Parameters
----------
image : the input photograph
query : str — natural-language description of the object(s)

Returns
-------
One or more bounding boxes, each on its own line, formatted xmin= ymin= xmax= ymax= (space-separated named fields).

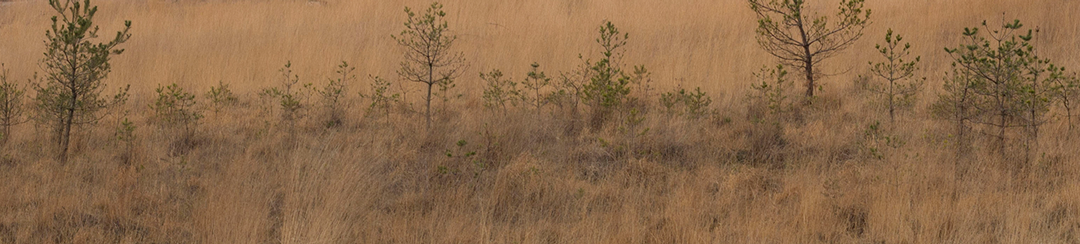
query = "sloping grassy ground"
xmin=1 ymin=0 xmax=1080 ymax=243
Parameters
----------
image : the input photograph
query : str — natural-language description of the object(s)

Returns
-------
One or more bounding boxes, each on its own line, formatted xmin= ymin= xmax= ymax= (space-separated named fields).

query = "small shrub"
xmin=0 ymin=65 xmax=26 ymax=144
xmin=547 ymin=59 xmax=589 ymax=113
xmin=630 ymin=65 xmax=654 ymax=104
xmin=521 ymin=62 xmax=551 ymax=113
xmin=547 ymin=62 xmax=590 ymax=136
xmin=444 ymin=139 xmax=482 ymax=178
xmin=581 ymin=25 xmax=631 ymax=110
xmin=480 ymin=69 xmax=520 ymax=113
xmin=115 ymin=117 xmax=136 ymax=163
xmin=360 ymin=75 xmax=400 ymax=119
xmin=260 ymin=61 xmax=310 ymax=125
xmin=659 ymin=85 xmax=712 ymax=120
xmin=312 ymin=61 xmax=353 ymax=128
xmin=860 ymin=120 xmax=905 ymax=160
xmin=115 ymin=117 xmax=136 ymax=143
xmin=617 ymin=108 xmax=649 ymax=159
xmin=748 ymin=64 xmax=792 ymax=124
xmin=151 ymin=83 xmax=200 ymax=155
xmin=150 ymin=83 xmax=201 ymax=131
xmin=1051 ymin=72 xmax=1080 ymax=130
xmin=204 ymin=80 xmax=238 ymax=112
xmin=581 ymin=21 xmax=636 ymax=129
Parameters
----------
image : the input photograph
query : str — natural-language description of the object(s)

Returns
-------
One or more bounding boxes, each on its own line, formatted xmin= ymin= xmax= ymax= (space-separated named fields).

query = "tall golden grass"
xmin=1 ymin=0 xmax=1080 ymax=243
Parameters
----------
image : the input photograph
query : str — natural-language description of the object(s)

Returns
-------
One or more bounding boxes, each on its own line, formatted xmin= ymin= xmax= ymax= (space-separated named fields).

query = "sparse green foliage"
xmin=748 ymin=0 xmax=871 ymax=98
xmin=581 ymin=21 xmax=641 ymax=129
xmin=937 ymin=19 xmax=1061 ymax=153
xmin=932 ymin=66 xmax=977 ymax=155
xmin=522 ymin=62 xmax=551 ymax=113
xmin=0 ymin=65 xmax=26 ymax=144
xmin=630 ymin=65 xmax=654 ymax=103
xmin=360 ymin=75 xmax=400 ymax=119
xmin=35 ymin=0 xmax=132 ymax=161
xmin=313 ymin=61 xmax=352 ymax=128
xmin=150 ymin=83 xmax=201 ymax=131
xmin=444 ymin=139 xmax=482 ymax=177
xmin=548 ymin=59 xmax=590 ymax=113
xmin=866 ymin=28 xmax=924 ymax=123
xmin=861 ymin=120 xmax=905 ymax=160
xmin=617 ymin=108 xmax=649 ymax=159
xmin=480 ymin=69 xmax=520 ymax=113
xmin=660 ymin=85 xmax=712 ymax=120
xmin=1051 ymin=73 xmax=1080 ymax=130
xmin=114 ymin=117 xmax=136 ymax=163
xmin=260 ymin=61 xmax=310 ymax=124
xmin=393 ymin=2 xmax=465 ymax=129
xmin=204 ymin=80 xmax=238 ymax=112
xmin=582 ymin=21 xmax=632 ymax=110
xmin=115 ymin=117 xmax=135 ymax=143
xmin=749 ymin=64 xmax=792 ymax=124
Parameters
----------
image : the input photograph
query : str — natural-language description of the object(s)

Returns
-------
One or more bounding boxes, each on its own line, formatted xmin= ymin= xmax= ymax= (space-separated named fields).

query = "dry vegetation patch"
xmin=1 ymin=0 xmax=1080 ymax=243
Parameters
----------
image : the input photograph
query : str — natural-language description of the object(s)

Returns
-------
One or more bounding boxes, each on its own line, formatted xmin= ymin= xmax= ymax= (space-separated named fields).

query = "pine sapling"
xmin=0 ymin=65 xmax=26 ymax=144
xmin=867 ymin=28 xmax=924 ymax=123
xmin=522 ymin=62 xmax=551 ymax=114
xmin=480 ymin=69 xmax=520 ymax=113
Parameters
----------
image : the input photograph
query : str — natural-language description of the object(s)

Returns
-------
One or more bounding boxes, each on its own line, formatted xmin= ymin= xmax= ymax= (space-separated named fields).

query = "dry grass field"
xmin=2 ymin=0 xmax=1080 ymax=243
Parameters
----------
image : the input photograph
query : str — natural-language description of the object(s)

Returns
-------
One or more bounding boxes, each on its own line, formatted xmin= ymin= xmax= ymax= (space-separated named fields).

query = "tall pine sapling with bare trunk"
xmin=748 ymin=0 xmax=870 ymax=99
xmin=35 ymin=0 xmax=131 ymax=162
xmin=392 ymin=2 xmax=465 ymax=129
xmin=0 ymin=65 xmax=26 ymax=144
xmin=867 ymin=29 xmax=923 ymax=123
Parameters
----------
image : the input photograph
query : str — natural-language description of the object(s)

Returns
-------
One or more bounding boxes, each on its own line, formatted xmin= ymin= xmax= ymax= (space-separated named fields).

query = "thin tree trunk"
xmin=889 ymin=80 xmax=896 ymax=123
xmin=999 ymin=107 xmax=1007 ymax=153
xmin=803 ymin=52 xmax=814 ymax=98
xmin=1066 ymin=97 xmax=1073 ymax=131
xmin=426 ymin=62 xmax=434 ymax=130
xmin=794 ymin=14 xmax=815 ymax=98
xmin=61 ymin=95 xmax=76 ymax=163
xmin=426 ymin=83 xmax=432 ymax=129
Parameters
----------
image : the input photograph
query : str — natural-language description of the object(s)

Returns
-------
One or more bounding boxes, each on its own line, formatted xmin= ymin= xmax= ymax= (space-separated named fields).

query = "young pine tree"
xmin=582 ymin=21 xmax=635 ymax=129
xmin=748 ymin=0 xmax=870 ymax=98
xmin=521 ymin=62 xmax=551 ymax=114
xmin=392 ymin=2 xmax=465 ymax=129
xmin=0 ymin=65 xmax=26 ymax=144
xmin=35 ymin=0 xmax=132 ymax=162
xmin=937 ymin=19 xmax=1061 ymax=156
xmin=360 ymin=75 xmax=400 ymax=119
xmin=313 ymin=61 xmax=353 ymax=128
xmin=867 ymin=29 xmax=924 ymax=123
xmin=480 ymin=69 xmax=520 ymax=114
